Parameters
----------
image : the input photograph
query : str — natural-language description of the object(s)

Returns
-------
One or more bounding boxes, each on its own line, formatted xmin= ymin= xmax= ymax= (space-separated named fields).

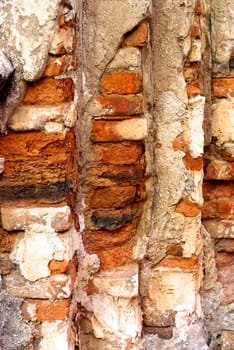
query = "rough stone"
xmin=38 ymin=320 xmax=74 ymax=350
xmin=211 ymin=98 xmax=234 ymax=145
xmin=106 ymin=47 xmax=141 ymax=71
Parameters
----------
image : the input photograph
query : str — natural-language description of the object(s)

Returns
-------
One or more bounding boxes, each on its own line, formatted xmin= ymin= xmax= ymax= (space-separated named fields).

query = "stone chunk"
xmin=9 ymin=103 xmax=77 ymax=131
xmin=1 ymin=206 xmax=71 ymax=231
xmin=107 ymin=47 xmax=141 ymax=71
xmin=92 ymin=118 xmax=147 ymax=142
xmin=38 ymin=320 xmax=74 ymax=350
xmin=211 ymin=98 xmax=234 ymax=145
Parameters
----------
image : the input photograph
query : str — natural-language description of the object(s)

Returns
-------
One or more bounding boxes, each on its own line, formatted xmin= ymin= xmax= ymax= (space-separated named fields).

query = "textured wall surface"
xmin=0 ymin=0 xmax=233 ymax=349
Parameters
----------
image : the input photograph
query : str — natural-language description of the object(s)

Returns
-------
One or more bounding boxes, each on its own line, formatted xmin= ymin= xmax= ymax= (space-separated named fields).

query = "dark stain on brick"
xmin=91 ymin=212 xmax=132 ymax=230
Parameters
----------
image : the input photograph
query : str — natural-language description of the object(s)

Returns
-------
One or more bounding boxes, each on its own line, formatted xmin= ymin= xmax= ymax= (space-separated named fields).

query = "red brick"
xmin=213 ymin=78 xmax=234 ymax=98
xmin=96 ymin=95 xmax=143 ymax=116
xmin=123 ymin=22 xmax=148 ymax=47
xmin=217 ymin=265 xmax=234 ymax=285
xmin=195 ymin=0 xmax=202 ymax=15
xmin=83 ymin=224 xmax=136 ymax=250
xmin=21 ymin=299 xmax=70 ymax=321
xmin=23 ymin=78 xmax=74 ymax=105
xmin=43 ymin=55 xmax=76 ymax=77
xmin=87 ymin=186 xmax=136 ymax=209
xmin=91 ymin=142 xmax=144 ymax=165
xmin=172 ymin=135 xmax=189 ymax=152
xmin=203 ymin=181 xmax=234 ymax=200
xmin=175 ymin=200 xmax=200 ymax=217
xmin=204 ymin=160 xmax=234 ymax=180
xmin=99 ymin=71 xmax=143 ymax=95
xmin=183 ymin=154 xmax=203 ymax=171
xmin=154 ymin=255 xmax=199 ymax=271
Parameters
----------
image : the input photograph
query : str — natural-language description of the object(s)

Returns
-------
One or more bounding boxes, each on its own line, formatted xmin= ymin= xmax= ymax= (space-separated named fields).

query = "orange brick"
xmin=90 ymin=240 xmax=134 ymax=270
xmin=202 ymin=199 xmax=234 ymax=219
xmin=96 ymin=95 xmax=143 ymax=116
xmin=213 ymin=78 xmax=234 ymax=98
xmin=191 ymin=16 xmax=201 ymax=38
xmin=195 ymin=0 xmax=202 ymax=15
xmin=175 ymin=200 xmax=200 ymax=217
xmin=203 ymin=181 xmax=234 ymax=200
xmin=87 ymin=186 xmax=136 ymax=209
xmin=91 ymin=142 xmax=144 ymax=165
xmin=172 ymin=135 xmax=189 ymax=152
xmin=43 ymin=55 xmax=76 ymax=77
xmin=99 ymin=71 xmax=143 ymax=95
xmin=23 ymin=78 xmax=74 ymax=105
xmin=186 ymin=82 xmax=200 ymax=98
xmin=48 ymin=260 xmax=70 ymax=275
xmin=83 ymin=224 xmax=136 ymax=251
xmin=154 ymin=255 xmax=199 ymax=271
xmin=21 ymin=299 xmax=70 ymax=322
xmin=183 ymin=154 xmax=203 ymax=171
xmin=0 ymin=229 xmax=17 ymax=253
xmin=123 ymin=22 xmax=148 ymax=47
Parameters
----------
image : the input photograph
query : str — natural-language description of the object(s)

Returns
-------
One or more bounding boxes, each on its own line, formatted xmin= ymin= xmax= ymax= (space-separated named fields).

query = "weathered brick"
xmin=203 ymin=219 xmax=234 ymax=239
xmin=86 ymin=163 xmax=145 ymax=187
xmin=85 ymin=207 xmax=133 ymax=231
xmin=215 ymin=252 xmax=234 ymax=269
xmin=143 ymin=326 xmax=173 ymax=340
xmin=191 ymin=16 xmax=201 ymax=38
xmin=87 ymin=186 xmax=136 ymax=209
xmin=48 ymin=260 xmax=70 ymax=275
xmin=83 ymin=224 xmax=136 ymax=250
xmin=204 ymin=160 xmax=234 ymax=180
xmin=92 ymin=118 xmax=147 ymax=142
xmin=153 ymin=255 xmax=199 ymax=271
xmin=175 ymin=200 xmax=200 ymax=217
xmin=0 ymin=131 xmax=76 ymax=188
xmin=217 ymin=265 xmax=234 ymax=285
xmin=220 ymin=331 xmax=234 ymax=350
xmin=0 ymin=228 xmax=17 ymax=253
xmin=88 ymin=239 xmax=134 ymax=270
xmin=215 ymin=239 xmax=234 ymax=252
xmin=203 ymin=181 xmax=234 ymax=200
xmin=202 ymin=199 xmax=234 ymax=219
xmin=143 ymin=309 xmax=176 ymax=328
xmin=43 ymin=55 xmax=76 ymax=77
xmin=0 ymin=253 xmax=14 ymax=275
xmin=23 ymin=78 xmax=74 ymax=105
xmin=222 ymin=283 xmax=234 ymax=305
xmin=172 ymin=135 xmax=189 ymax=152
xmin=183 ymin=63 xmax=200 ymax=83
xmin=183 ymin=154 xmax=203 ymax=171
xmin=123 ymin=22 xmax=148 ymax=47
xmin=213 ymin=78 xmax=234 ymax=98
xmin=49 ymin=25 xmax=76 ymax=55
xmin=91 ymin=142 xmax=144 ymax=165
xmin=21 ymin=299 xmax=70 ymax=322
xmin=99 ymin=71 xmax=143 ymax=95
xmin=94 ymin=95 xmax=143 ymax=116
xmin=186 ymin=82 xmax=200 ymax=98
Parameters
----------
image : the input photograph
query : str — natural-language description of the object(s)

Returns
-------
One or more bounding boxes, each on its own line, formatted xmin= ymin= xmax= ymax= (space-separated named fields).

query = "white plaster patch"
xmin=211 ymin=98 xmax=234 ymax=145
xmin=115 ymin=118 xmax=147 ymax=140
xmin=185 ymin=95 xmax=205 ymax=157
xmin=39 ymin=321 xmax=74 ymax=350
xmin=93 ymin=264 xmax=139 ymax=298
xmin=148 ymin=270 xmax=198 ymax=313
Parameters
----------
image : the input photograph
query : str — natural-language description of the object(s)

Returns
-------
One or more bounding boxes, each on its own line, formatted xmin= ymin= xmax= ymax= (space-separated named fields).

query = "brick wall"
xmin=0 ymin=0 xmax=233 ymax=349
